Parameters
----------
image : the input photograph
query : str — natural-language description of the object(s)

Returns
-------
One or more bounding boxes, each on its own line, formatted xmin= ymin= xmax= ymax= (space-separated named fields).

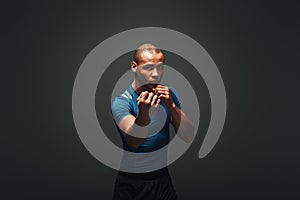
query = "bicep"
xmin=111 ymin=96 xmax=133 ymax=129
xmin=169 ymin=87 xmax=182 ymax=125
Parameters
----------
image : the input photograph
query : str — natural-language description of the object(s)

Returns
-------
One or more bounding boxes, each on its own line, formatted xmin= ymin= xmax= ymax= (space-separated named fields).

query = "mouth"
xmin=148 ymin=82 xmax=159 ymax=86
xmin=148 ymin=80 xmax=159 ymax=84
xmin=144 ymin=83 xmax=158 ymax=91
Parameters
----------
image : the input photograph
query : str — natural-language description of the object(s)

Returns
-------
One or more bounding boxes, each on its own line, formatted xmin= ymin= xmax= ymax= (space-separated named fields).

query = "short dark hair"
xmin=133 ymin=43 xmax=164 ymax=64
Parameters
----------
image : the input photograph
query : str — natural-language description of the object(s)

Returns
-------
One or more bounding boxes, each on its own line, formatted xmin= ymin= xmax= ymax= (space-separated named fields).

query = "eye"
xmin=157 ymin=65 xmax=164 ymax=70
xmin=143 ymin=64 xmax=154 ymax=70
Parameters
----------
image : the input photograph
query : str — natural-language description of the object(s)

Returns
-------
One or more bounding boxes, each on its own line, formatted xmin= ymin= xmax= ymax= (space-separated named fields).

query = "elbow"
xmin=178 ymin=123 xmax=195 ymax=144
xmin=127 ymin=141 xmax=144 ymax=149
xmin=186 ymin=125 xmax=195 ymax=143
xmin=184 ymin=127 xmax=195 ymax=144
xmin=125 ymin=134 xmax=145 ymax=148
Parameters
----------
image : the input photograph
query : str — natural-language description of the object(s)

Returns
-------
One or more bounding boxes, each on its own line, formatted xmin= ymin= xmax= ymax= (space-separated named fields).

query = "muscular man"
xmin=111 ymin=43 xmax=194 ymax=200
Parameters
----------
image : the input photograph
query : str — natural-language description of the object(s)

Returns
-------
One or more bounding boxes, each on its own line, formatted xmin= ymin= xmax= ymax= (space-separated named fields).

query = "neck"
xmin=132 ymin=80 xmax=143 ymax=94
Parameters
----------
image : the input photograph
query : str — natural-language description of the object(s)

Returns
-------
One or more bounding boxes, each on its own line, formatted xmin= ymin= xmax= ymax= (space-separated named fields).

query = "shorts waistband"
xmin=117 ymin=167 xmax=169 ymax=180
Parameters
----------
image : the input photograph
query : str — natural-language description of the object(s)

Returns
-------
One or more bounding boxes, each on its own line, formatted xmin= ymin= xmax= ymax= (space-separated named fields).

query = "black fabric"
xmin=113 ymin=168 xmax=178 ymax=200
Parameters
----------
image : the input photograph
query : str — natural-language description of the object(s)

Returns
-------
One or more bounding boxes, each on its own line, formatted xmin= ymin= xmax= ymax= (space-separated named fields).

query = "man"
xmin=111 ymin=43 xmax=194 ymax=200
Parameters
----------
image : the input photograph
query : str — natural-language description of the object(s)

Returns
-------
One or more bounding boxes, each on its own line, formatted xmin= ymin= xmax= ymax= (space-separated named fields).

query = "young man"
xmin=111 ymin=44 xmax=194 ymax=200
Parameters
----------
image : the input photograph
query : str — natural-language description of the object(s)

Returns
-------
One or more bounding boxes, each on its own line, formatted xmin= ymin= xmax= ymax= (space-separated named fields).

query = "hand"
xmin=137 ymin=91 xmax=160 ymax=112
xmin=153 ymin=85 xmax=174 ymax=108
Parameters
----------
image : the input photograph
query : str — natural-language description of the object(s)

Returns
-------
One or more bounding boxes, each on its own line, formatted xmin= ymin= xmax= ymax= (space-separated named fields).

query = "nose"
xmin=152 ymin=67 xmax=158 ymax=78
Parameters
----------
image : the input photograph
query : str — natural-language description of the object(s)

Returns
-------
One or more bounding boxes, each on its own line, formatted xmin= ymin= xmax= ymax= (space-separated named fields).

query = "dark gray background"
xmin=3 ymin=0 xmax=300 ymax=199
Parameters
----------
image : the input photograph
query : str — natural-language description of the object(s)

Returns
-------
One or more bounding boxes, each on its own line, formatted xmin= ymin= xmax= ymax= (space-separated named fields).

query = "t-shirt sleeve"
xmin=111 ymin=96 xmax=132 ymax=125
xmin=169 ymin=87 xmax=181 ymax=109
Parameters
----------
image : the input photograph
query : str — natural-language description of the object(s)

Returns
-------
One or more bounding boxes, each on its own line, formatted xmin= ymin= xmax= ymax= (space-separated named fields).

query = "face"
xmin=132 ymin=50 xmax=164 ymax=90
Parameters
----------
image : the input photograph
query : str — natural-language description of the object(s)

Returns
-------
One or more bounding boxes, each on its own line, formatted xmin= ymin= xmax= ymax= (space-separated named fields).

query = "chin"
xmin=144 ymin=83 xmax=158 ymax=91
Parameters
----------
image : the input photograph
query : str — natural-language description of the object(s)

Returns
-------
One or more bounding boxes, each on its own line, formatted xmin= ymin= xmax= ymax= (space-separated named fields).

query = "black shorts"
xmin=113 ymin=167 xmax=178 ymax=200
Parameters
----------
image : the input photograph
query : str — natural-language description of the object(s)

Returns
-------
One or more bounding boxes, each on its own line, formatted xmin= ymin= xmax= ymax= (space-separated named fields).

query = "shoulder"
xmin=168 ymin=86 xmax=180 ymax=99
xmin=168 ymin=86 xmax=181 ymax=109
xmin=168 ymin=86 xmax=177 ymax=93
xmin=111 ymin=87 xmax=136 ymax=124
xmin=112 ymin=87 xmax=134 ymax=109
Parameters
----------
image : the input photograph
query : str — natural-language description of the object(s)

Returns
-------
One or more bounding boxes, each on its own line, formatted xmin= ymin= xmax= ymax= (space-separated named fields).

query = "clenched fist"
xmin=152 ymin=85 xmax=174 ymax=108
xmin=137 ymin=91 xmax=161 ymax=111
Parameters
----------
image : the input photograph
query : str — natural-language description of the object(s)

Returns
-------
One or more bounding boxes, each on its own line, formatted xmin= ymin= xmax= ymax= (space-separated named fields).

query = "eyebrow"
xmin=142 ymin=64 xmax=154 ymax=68
xmin=142 ymin=64 xmax=164 ymax=68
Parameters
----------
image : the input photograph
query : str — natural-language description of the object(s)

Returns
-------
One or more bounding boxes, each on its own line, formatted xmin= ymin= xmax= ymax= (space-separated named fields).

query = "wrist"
xmin=136 ymin=110 xmax=150 ymax=126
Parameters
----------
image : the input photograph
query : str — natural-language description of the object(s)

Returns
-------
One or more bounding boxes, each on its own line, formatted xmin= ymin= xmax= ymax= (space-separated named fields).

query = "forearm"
xmin=118 ymin=91 xmax=160 ymax=148
xmin=124 ymin=110 xmax=150 ymax=148
xmin=168 ymin=103 xmax=194 ymax=143
xmin=168 ymin=102 xmax=181 ymax=132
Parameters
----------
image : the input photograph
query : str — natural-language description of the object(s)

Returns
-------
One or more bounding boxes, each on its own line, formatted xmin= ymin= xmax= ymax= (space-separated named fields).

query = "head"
xmin=131 ymin=43 xmax=165 ymax=91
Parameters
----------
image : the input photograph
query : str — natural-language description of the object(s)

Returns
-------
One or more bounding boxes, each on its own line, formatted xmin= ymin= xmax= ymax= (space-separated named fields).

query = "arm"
xmin=154 ymin=85 xmax=194 ymax=143
xmin=168 ymin=102 xmax=194 ymax=143
xmin=117 ymin=91 xmax=160 ymax=148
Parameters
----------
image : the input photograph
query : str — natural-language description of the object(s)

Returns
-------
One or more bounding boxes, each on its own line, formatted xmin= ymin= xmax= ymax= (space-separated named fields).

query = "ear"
xmin=131 ymin=61 xmax=138 ymax=72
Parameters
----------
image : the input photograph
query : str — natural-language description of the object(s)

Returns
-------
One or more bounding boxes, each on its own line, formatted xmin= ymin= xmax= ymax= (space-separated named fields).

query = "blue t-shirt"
xmin=111 ymin=85 xmax=181 ymax=153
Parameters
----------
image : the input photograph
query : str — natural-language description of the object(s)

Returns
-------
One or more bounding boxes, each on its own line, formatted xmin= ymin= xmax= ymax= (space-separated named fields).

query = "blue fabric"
xmin=111 ymin=85 xmax=181 ymax=153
